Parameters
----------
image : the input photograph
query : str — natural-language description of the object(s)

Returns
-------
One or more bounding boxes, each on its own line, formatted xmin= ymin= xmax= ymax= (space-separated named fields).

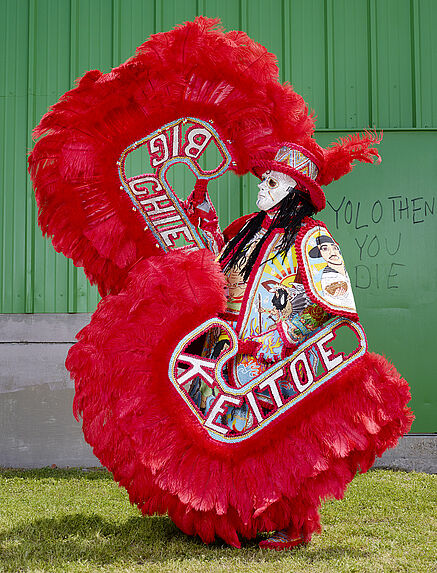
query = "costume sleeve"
xmin=295 ymin=219 xmax=359 ymax=321
xmin=249 ymin=301 xmax=331 ymax=362
xmin=182 ymin=179 xmax=225 ymax=253
xmin=276 ymin=303 xmax=331 ymax=350
xmin=249 ymin=279 xmax=331 ymax=361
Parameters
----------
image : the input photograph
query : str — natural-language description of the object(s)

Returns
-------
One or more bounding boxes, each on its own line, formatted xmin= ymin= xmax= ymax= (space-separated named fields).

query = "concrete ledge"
xmin=373 ymin=435 xmax=437 ymax=474
xmin=0 ymin=313 xmax=98 ymax=468
xmin=0 ymin=313 xmax=92 ymax=343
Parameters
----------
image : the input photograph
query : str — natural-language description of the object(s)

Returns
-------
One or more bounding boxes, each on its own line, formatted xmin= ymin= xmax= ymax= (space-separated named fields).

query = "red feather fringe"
xmin=28 ymin=17 xmax=315 ymax=296
xmin=67 ymin=248 xmax=413 ymax=547
xmin=318 ymin=130 xmax=382 ymax=187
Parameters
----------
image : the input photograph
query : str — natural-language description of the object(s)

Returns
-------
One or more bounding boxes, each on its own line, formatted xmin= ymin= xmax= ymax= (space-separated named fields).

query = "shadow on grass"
xmin=0 ymin=467 xmax=111 ymax=481
xmin=0 ymin=513 xmax=370 ymax=570
xmin=1 ymin=514 xmax=182 ymax=570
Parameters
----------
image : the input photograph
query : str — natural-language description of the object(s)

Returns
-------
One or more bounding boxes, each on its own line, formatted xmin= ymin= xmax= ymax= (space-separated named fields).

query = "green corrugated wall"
xmin=1 ymin=0 xmax=436 ymax=432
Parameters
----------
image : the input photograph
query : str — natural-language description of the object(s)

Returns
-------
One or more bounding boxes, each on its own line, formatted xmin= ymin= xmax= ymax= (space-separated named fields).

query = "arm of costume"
xmin=251 ymin=220 xmax=356 ymax=362
xmin=240 ymin=216 xmax=360 ymax=364
xmin=294 ymin=218 xmax=359 ymax=321
xmin=249 ymin=299 xmax=331 ymax=362
xmin=182 ymin=179 xmax=224 ymax=253
xmin=276 ymin=304 xmax=331 ymax=349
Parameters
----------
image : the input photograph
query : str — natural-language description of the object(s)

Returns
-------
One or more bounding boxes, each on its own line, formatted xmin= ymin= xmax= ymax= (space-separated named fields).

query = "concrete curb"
xmin=373 ymin=434 xmax=436 ymax=474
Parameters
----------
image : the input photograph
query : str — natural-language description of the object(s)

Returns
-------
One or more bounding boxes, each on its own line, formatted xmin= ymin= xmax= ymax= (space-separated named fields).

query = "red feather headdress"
xmin=28 ymin=16 xmax=315 ymax=296
xmin=319 ymin=130 xmax=382 ymax=186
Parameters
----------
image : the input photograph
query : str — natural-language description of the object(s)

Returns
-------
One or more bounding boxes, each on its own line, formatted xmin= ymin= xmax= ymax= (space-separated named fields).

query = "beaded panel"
xmin=274 ymin=146 xmax=319 ymax=181
xmin=169 ymin=317 xmax=367 ymax=444
xmin=118 ymin=117 xmax=233 ymax=253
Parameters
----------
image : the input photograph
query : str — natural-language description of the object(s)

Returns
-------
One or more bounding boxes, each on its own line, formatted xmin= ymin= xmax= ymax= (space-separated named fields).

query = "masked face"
xmin=256 ymin=170 xmax=297 ymax=212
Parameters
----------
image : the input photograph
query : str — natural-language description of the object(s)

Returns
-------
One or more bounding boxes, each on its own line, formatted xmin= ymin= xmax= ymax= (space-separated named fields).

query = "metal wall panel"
xmin=327 ymin=0 xmax=370 ymax=129
xmin=317 ymin=129 xmax=437 ymax=434
xmin=414 ymin=0 xmax=437 ymax=127
xmin=68 ymin=0 xmax=112 ymax=312
xmin=24 ymin=0 xmax=104 ymax=313
xmin=1 ymin=0 xmax=437 ymax=316
xmin=287 ymin=0 xmax=327 ymax=126
xmin=28 ymin=0 xmax=72 ymax=313
xmin=114 ymin=0 xmax=156 ymax=63
xmin=1 ymin=0 xmax=29 ymax=313
xmin=370 ymin=0 xmax=414 ymax=128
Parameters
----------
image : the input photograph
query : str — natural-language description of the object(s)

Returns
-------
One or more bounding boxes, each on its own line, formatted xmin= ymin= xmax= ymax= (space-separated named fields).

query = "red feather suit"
xmin=28 ymin=18 xmax=413 ymax=548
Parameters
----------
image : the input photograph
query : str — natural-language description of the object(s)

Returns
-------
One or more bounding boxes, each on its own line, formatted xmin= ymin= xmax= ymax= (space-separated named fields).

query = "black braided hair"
xmin=220 ymin=189 xmax=315 ymax=282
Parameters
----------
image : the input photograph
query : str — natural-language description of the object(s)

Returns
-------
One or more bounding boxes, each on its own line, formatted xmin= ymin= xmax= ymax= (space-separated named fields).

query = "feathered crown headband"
xmin=252 ymin=131 xmax=382 ymax=212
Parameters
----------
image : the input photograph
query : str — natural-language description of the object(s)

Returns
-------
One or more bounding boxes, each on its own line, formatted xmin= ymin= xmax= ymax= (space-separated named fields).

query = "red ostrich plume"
xmin=318 ymin=130 xmax=382 ymax=187
xmin=28 ymin=16 xmax=315 ymax=296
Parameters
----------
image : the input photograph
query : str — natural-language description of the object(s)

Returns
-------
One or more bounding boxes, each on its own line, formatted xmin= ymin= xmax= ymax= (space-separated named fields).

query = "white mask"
xmin=256 ymin=170 xmax=297 ymax=211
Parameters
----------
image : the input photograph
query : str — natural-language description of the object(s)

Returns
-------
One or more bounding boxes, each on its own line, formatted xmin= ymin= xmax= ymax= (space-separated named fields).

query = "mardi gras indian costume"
xmin=28 ymin=18 xmax=413 ymax=550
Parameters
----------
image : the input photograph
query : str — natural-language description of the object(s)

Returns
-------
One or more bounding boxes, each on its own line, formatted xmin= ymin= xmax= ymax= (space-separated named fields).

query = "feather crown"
xmin=252 ymin=131 xmax=382 ymax=212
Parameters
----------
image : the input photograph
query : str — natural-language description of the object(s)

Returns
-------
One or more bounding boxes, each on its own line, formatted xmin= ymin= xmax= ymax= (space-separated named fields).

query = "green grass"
xmin=0 ymin=468 xmax=435 ymax=573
